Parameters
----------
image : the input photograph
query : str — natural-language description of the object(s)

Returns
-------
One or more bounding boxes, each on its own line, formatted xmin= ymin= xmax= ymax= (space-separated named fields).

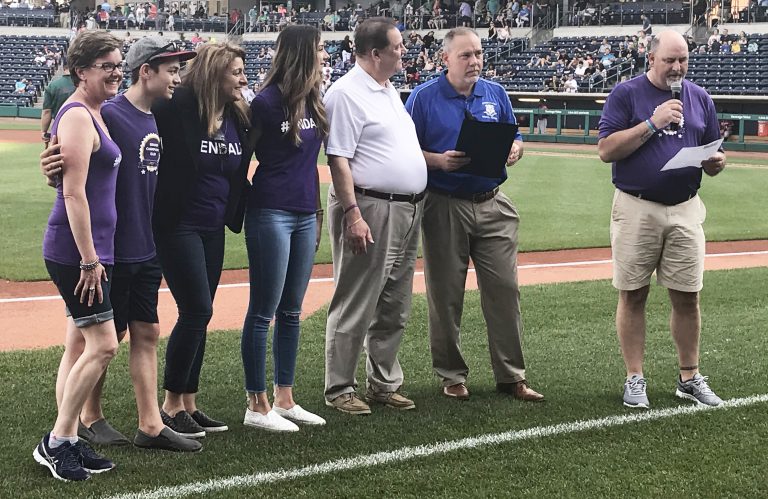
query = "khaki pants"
xmin=324 ymin=187 xmax=423 ymax=401
xmin=422 ymin=190 xmax=526 ymax=386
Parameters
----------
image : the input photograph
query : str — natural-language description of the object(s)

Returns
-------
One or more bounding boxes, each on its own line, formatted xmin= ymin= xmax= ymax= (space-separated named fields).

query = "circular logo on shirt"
xmin=139 ymin=133 xmax=161 ymax=174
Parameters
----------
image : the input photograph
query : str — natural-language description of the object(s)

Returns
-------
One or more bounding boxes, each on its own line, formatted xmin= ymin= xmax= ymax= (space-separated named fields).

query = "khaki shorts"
xmin=610 ymin=189 xmax=706 ymax=293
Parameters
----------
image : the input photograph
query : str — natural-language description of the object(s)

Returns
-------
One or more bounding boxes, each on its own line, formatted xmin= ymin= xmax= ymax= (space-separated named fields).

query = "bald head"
xmin=648 ymin=30 xmax=687 ymax=54
xmin=647 ymin=30 xmax=688 ymax=90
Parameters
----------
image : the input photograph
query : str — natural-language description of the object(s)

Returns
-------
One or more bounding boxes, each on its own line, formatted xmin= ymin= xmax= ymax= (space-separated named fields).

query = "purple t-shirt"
xmin=599 ymin=75 xmax=720 ymax=205
xmin=102 ymin=94 xmax=160 ymax=263
xmin=179 ymin=116 xmax=243 ymax=230
xmin=248 ymin=84 xmax=321 ymax=214
xmin=43 ymin=102 xmax=122 ymax=265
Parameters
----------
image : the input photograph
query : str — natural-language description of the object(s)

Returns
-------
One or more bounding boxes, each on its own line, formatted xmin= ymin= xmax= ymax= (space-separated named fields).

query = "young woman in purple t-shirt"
xmin=241 ymin=25 xmax=329 ymax=432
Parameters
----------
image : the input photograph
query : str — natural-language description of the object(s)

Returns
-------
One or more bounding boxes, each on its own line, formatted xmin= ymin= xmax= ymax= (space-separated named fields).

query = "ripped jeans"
xmin=241 ymin=208 xmax=316 ymax=393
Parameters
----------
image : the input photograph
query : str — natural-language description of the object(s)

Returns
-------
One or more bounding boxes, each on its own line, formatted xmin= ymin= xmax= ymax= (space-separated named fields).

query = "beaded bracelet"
xmin=79 ymin=258 xmax=100 ymax=271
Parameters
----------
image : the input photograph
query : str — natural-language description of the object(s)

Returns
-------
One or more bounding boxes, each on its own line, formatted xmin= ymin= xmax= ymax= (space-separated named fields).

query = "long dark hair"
xmin=261 ymin=25 xmax=328 ymax=146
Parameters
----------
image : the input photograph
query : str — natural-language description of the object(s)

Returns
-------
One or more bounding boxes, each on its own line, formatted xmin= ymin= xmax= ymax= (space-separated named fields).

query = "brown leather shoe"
xmin=365 ymin=389 xmax=416 ymax=410
xmin=442 ymin=383 xmax=470 ymax=400
xmin=496 ymin=380 xmax=544 ymax=401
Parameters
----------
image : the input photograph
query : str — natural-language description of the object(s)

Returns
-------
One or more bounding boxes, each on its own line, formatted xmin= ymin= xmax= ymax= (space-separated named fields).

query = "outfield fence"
xmin=4 ymin=102 xmax=768 ymax=152
xmin=513 ymin=108 xmax=768 ymax=152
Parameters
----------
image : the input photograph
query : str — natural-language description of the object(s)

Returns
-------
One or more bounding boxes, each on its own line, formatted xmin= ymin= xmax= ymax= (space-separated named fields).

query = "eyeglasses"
xmin=91 ymin=62 xmax=124 ymax=74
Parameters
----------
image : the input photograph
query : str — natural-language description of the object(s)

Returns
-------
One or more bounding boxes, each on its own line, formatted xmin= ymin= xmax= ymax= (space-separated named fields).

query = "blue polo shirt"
xmin=405 ymin=72 xmax=522 ymax=195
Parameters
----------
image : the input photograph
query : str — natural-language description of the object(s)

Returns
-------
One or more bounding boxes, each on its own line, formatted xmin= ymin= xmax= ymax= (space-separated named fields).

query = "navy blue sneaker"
xmin=72 ymin=440 xmax=115 ymax=473
xmin=32 ymin=433 xmax=90 ymax=482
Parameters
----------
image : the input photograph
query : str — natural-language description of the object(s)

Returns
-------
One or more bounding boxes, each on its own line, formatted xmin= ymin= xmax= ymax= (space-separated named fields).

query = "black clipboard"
xmin=454 ymin=119 xmax=519 ymax=178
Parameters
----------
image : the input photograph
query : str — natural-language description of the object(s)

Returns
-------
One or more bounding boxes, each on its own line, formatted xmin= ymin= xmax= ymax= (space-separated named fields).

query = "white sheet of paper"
xmin=660 ymin=138 xmax=723 ymax=171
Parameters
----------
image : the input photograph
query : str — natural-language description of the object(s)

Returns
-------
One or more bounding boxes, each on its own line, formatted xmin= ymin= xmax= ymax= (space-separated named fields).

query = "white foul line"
xmin=3 ymin=250 xmax=767 ymax=305
xmin=107 ymin=394 xmax=768 ymax=499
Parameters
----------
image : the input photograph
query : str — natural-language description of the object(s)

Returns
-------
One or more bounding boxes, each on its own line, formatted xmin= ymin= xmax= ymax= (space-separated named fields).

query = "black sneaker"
xmin=32 ymin=433 xmax=90 ymax=482
xmin=191 ymin=410 xmax=229 ymax=433
xmin=71 ymin=440 xmax=115 ymax=474
xmin=160 ymin=409 xmax=206 ymax=438
xmin=134 ymin=427 xmax=203 ymax=452
xmin=78 ymin=419 xmax=130 ymax=446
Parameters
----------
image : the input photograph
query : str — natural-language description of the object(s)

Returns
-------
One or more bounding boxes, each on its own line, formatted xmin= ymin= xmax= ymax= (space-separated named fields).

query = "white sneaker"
xmin=273 ymin=404 xmax=326 ymax=426
xmin=243 ymin=409 xmax=299 ymax=432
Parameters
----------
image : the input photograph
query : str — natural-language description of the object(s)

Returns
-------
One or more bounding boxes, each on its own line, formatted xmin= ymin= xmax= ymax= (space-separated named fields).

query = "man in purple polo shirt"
xmin=598 ymin=31 xmax=726 ymax=409
xmin=42 ymin=37 xmax=201 ymax=451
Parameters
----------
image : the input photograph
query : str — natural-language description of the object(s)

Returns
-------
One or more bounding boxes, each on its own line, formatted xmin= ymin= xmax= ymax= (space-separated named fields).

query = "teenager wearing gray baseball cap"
xmin=40 ymin=37 xmax=202 ymax=453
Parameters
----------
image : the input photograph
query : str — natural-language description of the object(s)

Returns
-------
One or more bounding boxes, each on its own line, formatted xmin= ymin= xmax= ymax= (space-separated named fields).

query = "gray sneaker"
xmin=623 ymin=375 xmax=650 ymax=409
xmin=675 ymin=373 xmax=723 ymax=406
xmin=133 ymin=427 xmax=203 ymax=452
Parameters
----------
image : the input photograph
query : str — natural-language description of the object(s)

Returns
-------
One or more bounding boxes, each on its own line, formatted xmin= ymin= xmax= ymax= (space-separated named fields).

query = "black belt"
xmin=428 ymin=186 xmax=499 ymax=203
xmin=354 ymin=186 xmax=425 ymax=203
xmin=621 ymin=189 xmax=695 ymax=206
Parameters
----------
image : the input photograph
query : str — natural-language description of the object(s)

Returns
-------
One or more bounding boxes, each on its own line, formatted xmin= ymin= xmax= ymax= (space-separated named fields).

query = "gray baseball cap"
xmin=125 ymin=37 xmax=196 ymax=72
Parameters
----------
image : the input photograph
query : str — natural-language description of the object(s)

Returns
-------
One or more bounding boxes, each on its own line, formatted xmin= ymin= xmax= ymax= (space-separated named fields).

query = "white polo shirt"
xmin=324 ymin=64 xmax=427 ymax=194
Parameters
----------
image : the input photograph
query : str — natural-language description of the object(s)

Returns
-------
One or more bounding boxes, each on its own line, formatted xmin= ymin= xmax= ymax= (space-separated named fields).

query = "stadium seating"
xmin=0 ymin=6 xmax=56 ymax=27
xmin=103 ymin=15 xmax=228 ymax=32
xmin=686 ymin=46 xmax=768 ymax=95
xmin=244 ymin=30 xmax=767 ymax=95
xmin=0 ymin=35 xmax=65 ymax=107
xmin=2 ymin=29 xmax=766 ymax=108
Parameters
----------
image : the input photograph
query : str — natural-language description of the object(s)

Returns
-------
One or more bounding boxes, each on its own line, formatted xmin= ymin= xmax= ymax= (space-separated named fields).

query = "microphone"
xmin=670 ymin=80 xmax=682 ymax=131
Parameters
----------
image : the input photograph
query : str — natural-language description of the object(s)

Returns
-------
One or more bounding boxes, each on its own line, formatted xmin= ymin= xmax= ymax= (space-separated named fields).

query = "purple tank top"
xmin=42 ymin=102 xmax=122 ymax=266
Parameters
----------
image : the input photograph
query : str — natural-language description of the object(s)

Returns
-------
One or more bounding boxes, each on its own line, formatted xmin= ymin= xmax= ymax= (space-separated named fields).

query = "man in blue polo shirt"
xmin=405 ymin=27 xmax=543 ymax=403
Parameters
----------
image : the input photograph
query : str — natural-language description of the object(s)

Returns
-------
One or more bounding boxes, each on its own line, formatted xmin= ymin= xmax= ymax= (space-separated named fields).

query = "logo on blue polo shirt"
xmin=482 ymin=102 xmax=498 ymax=120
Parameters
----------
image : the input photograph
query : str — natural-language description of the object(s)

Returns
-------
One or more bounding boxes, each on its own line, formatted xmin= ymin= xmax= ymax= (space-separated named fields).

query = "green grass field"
xmin=2 ymin=267 xmax=767 ymax=498
xmin=2 ymin=141 xmax=767 ymax=281
xmin=0 ymin=121 xmax=39 ymax=130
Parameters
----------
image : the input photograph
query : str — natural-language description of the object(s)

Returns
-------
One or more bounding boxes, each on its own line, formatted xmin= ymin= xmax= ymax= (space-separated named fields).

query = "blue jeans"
xmin=241 ymin=208 xmax=316 ymax=393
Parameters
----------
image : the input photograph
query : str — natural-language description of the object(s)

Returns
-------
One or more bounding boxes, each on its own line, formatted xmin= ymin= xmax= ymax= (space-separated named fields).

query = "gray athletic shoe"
xmin=675 ymin=373 xmax=723 ymax=406
xmin=623 ymin=375 xmax=650 ymax=409
xmin=133 ymin=427 xmax=203 ymax=453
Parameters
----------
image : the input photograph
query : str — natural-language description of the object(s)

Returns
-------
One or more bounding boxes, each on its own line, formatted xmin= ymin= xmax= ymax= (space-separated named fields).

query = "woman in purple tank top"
xmin=34 ymin=31 xmax=124 ymax=482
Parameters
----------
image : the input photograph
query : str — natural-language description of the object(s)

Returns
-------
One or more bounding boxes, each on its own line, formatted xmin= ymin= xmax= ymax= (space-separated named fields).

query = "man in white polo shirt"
xmin=323 ymin=17 xmax=428 ymax=415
